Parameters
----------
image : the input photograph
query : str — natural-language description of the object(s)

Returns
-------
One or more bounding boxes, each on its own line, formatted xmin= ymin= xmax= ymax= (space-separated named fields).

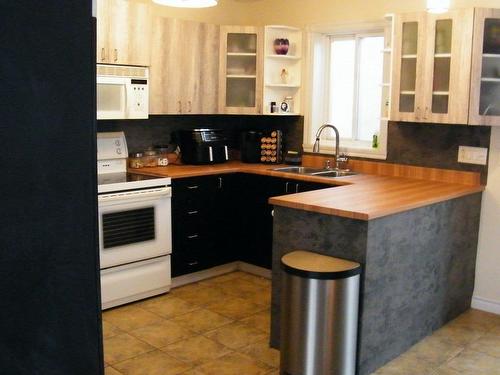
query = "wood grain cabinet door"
xmin=150 ymin=18 xmax=219 ymax=115
xmin=107 ymin=0 xmax=152 ymax=66
xmin=219 ymin=26 xmax=264 ymax=114
xmin=96 ymin=0 xmax=109 ymax=63
xmin=421 ymin=9 xmax=473 ymax=125
xmin=390 ymin=12 xmax=427 ymax=122
xmin=469 ymin=8 xmax=500 ymax=126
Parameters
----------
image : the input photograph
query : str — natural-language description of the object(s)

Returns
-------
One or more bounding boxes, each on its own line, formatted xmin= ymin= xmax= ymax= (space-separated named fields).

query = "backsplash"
xmin=98 ymin=116 xmax=491 ymax=183
xmin=97 ymin=115 xmax=303 ymax=154
xmin=386 ymin=122 xmax=491 ymax=183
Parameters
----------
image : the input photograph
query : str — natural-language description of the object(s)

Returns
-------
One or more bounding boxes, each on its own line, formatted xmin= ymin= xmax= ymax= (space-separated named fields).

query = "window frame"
xmin=303 ymin=20 xmax=391 ymax=160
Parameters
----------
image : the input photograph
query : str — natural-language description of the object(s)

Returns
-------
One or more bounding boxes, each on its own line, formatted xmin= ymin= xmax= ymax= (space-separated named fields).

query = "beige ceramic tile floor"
xmin=102 ymin=271 xmax=500 ymax=375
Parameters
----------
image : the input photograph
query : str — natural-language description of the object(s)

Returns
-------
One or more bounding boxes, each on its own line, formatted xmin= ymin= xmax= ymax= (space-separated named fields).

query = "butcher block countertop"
xmin=133 ymin=161 xmax=484 ymax=221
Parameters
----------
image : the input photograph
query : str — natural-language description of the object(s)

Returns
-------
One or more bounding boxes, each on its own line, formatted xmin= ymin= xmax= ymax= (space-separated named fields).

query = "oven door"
xmin=98 ymin=187 xmax=172 ymax=269
xmin=96 ymin=76 xmax=128 ymax=120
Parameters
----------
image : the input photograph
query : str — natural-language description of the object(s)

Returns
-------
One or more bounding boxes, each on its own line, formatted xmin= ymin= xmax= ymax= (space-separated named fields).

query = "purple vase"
xmin=273 ymin=38 xmax=290 ymax=55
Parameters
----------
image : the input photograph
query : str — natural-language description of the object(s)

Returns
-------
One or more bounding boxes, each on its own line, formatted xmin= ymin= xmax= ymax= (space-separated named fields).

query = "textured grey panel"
xmin=271 ymin=193 xmax=482 ymax=375
xmin=270 ymin=207 xmax=368 ymax=349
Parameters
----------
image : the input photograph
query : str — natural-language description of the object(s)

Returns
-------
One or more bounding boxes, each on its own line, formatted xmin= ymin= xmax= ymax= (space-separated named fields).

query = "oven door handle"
xmin=98 ymin=187 xmax=171 ymax=203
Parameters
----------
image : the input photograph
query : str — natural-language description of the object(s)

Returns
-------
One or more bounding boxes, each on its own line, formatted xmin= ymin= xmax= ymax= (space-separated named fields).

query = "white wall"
xmin=473 ymin=128 xmax=500 ymax=314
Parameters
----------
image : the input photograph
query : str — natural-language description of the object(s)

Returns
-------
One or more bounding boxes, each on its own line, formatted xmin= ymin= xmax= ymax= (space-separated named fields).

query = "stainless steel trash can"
xmin=280 ymin=251 xmax=361 ymax=375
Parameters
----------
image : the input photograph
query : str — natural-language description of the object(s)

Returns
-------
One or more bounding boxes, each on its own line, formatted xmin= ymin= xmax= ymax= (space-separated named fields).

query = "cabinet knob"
xmin=188 ymin=261 xmax=199 ymax=266
xmin=113 ymin=48 xmax=118 ymax=62
xmin=187 ymin=234 xmax=199 ymax=239
xmin=187 ymin=210 xmax=199 ymax=215
xmin=101 ymin=48 xmax=106 ymax=61
xmin=188 ymin=101 xmax=192 ymax=113
xmin=178 ymin=100 xmax=182 ymax=114
xmin=423 ymin=106 xmax=429 ymax=120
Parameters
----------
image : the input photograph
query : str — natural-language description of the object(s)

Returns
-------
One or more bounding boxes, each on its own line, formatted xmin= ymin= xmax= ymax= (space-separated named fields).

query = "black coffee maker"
xmin=240 ymin=130 xmax=263 ymax=163
xmin=178 ymin=129 xmax=229 ymax=165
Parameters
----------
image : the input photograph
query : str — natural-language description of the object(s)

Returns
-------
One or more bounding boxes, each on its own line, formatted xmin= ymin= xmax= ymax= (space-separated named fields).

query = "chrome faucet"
xmin=313 ymin=124 xmax=343 ymax=170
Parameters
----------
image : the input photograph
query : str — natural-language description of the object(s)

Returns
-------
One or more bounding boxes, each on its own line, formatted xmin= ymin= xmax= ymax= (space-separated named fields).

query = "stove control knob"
xmin=115 ymin=140 xmax=121 ymax=146
xmin=116 ymin=148 xmax=122 ymax=155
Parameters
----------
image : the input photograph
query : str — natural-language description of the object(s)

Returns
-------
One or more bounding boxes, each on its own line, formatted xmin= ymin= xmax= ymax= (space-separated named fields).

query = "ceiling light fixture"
xmin=152 ymin=0 xmax=218 ymax=8
xmin=426 ymin=0 xmax=450 ymax=14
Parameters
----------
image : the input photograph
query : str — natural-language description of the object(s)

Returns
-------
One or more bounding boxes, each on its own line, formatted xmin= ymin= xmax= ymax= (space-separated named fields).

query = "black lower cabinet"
xmin=171 ymin=174 xmax=240 ymax=277
xmin=239 ymin=175 xmax=333 ymax=269
xmin=171 ymin=173 xmax=333 ymax=276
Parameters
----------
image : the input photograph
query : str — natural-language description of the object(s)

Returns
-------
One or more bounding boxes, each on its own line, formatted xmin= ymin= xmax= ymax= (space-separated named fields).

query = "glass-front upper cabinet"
xmin=469 ymin=8 xmax=500 ymax=126
xmin=219 ymin=26 xmax=263 ymax=114
xmin=391 ymin=10 xmax=473 ymax=124
xmin=423 ymin=9 xmax=473 ymax=124
xmin=390 ymin=13 xmax=426 ymax=122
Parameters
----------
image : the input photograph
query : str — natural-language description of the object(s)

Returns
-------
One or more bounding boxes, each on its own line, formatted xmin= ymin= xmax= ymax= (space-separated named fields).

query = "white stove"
xmin=97 ymin=132 xmax=172 ymax=309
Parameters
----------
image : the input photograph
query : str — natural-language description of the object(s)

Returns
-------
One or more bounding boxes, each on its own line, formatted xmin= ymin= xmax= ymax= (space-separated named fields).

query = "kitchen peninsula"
xmin=136 ymin=159 xmax=484 ymax=375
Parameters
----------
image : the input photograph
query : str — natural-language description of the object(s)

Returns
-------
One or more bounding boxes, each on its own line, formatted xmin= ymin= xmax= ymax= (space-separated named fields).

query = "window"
xmin=305 ymin=23 xmax=390 ymax=159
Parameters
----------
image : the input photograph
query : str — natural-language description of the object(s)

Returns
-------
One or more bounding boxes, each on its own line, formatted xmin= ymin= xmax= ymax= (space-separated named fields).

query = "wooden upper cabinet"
xmin=391 ymin=12 xmax=427 ymax=123
xmin=150 ymin=18 xmax=219 ymax=115
xmin=469 ymin=8 xmax=500 ymax=126
xmin=391 ymin=10 xmax=473 ymax=124
xmin=422 ymin=9 xmax=473 ymax=124
xmin=96 ymin=0 xmax=152 ymax=66
xmin=219 ymin=26 xmax=263 ymax=114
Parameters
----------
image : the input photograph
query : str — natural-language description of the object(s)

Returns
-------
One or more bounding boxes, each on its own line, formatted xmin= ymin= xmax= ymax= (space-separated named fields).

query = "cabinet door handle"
xmin=188 ymin=261 xmax=199 ymax=266
xmin=101 ymin=48 xmax=106 ymax=61
xmin=416 ymin=106 xmax=421 ymax=121
xmin=113 ymin=48 xmax=118 ymax=62
xmin=188 ymin=101 xmax=192 ymax=113
xmin=178 ymin=100 xmax=182 ymax=114
xmin=187 ymin=210 xmax=198 ymax=215
xmin=295 ymin=183 xmax=299 ymax=193
xmin=218 ymin=177 xmax=223 ymax=189
xmin=285 ymin=182 xmax=289 ymax=193
xmin=271 ymin=209 xmax=274 ymax=217
xmin=187 ymin=234 xmax=199 ymax=239
xmin=423 ymin=106 xmax=429 ymax=120
xmin=187 ymin=185 xmax=199 ymax=190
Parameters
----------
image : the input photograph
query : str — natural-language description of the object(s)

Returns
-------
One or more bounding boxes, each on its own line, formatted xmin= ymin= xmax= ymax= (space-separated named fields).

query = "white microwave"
xmin=96 ymin=64 xmax=149 ymax=120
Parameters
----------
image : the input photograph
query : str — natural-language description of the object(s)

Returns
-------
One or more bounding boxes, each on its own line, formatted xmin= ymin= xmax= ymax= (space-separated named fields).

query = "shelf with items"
xmin=263 ymin=25 xmax=303 ymax=115
xmin=265 ymin=54 xmax=301 ymax=60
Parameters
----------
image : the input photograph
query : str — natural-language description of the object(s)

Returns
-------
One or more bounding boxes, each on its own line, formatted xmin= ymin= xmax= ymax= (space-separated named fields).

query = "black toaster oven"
xmin=178 ymin=129 xmax=229 ymax=165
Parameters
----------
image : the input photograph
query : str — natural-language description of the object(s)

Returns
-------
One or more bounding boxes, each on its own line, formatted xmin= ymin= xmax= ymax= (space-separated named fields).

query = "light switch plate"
xmin=458 ymin=146 xmax=488 ymax=165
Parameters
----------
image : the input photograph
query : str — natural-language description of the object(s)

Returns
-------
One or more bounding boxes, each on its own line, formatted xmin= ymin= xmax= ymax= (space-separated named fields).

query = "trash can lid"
xmin=281 ymin=251 xmax=361 ymax=280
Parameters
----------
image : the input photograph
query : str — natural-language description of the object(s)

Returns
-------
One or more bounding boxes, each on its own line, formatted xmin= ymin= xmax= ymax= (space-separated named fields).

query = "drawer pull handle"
xmin=188 ymin=261 xmax=199 ymax=266
xmin=187 ymin=185 xmax=199 ymax=190
xmin=188 ymin=210 xmax=199 ymax=215
xmin=188 ymin=234 xmax=199 ymax=239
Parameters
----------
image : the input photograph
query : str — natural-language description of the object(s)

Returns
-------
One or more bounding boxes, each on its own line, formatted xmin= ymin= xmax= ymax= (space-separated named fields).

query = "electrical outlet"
xmin=458 ymin=146 xmax=488 ymax=165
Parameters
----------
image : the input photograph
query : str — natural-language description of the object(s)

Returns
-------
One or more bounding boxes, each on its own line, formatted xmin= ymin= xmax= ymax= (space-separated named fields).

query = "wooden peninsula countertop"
xmin=133 ymin=160 xmax=484 ymax=221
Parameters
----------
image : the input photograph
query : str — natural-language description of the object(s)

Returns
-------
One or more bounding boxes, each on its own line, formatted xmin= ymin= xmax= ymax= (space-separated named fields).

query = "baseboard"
xmin=238 ymin=261 xmax=272 ymax=279
xmin=171 ymin=262 xmax=239 ymax=288
xmin=471 ymin=296 xmax=500 ymax=315
xmin=171 ymin=261 xmax=272 ymax=289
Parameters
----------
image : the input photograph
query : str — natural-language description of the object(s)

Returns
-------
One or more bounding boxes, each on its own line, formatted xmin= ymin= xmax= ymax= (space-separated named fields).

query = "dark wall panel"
xmin=0 ymin=2 xmax=102 ymax=374
xmin=98 ymin=114 xmax=304 ymax=154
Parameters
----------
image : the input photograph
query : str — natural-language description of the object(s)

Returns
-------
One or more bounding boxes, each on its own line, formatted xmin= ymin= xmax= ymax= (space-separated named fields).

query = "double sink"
xmin=272 ymin=166 xmax=357 ymax=178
